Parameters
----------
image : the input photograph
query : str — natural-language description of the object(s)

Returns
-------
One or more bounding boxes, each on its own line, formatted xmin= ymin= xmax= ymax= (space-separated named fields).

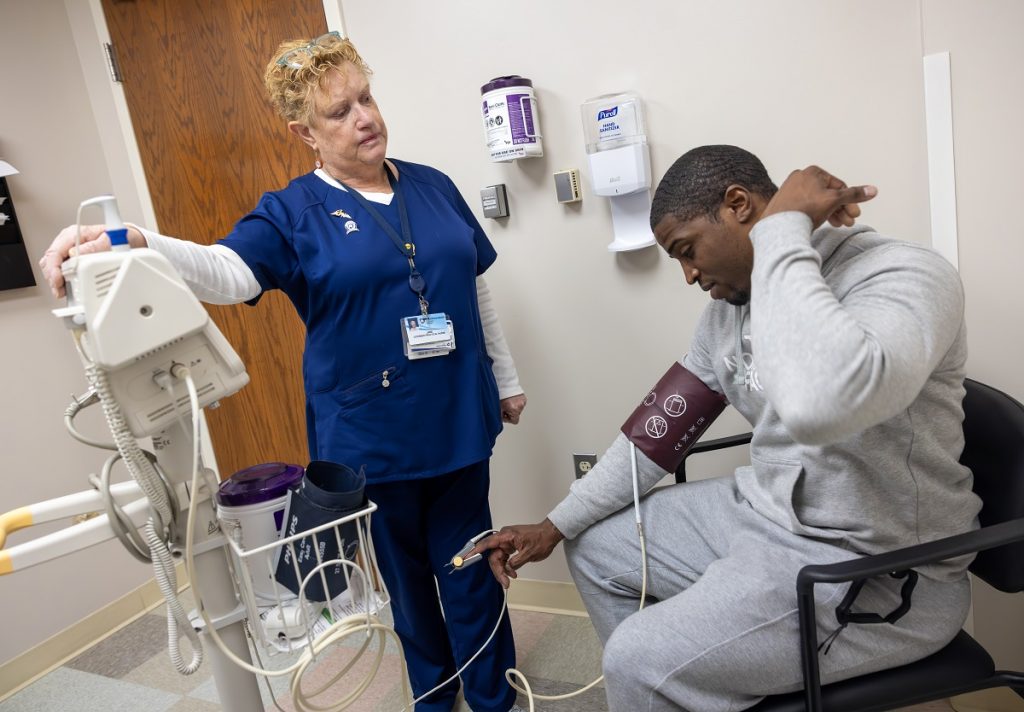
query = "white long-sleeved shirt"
xmin=137 ymin=176 xmax=522 ymax=398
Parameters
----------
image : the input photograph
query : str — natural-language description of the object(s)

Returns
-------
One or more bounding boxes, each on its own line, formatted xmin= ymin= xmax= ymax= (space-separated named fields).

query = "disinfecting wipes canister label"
xmin=482 ymin=90 xmax=543 ymax=162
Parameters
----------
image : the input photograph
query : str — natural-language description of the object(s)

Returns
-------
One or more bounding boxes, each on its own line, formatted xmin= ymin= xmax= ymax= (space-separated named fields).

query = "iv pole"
xmin=157 ymin=418 xmax=265 ymax=711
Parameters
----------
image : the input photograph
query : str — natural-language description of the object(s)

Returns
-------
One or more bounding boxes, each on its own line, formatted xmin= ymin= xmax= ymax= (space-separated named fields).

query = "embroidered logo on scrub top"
xmin=331 ymin=209 xmax=359 ymax=235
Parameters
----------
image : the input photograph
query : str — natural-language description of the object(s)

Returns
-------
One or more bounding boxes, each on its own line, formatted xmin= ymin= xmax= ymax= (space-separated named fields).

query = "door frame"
xmin=65 ymin=0 xmax=347 ymax=231
xmin=62 ymin=0 xmax=349 ymax=476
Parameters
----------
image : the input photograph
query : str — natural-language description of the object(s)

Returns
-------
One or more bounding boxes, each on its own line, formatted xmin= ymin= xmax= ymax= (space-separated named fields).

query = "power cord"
xmin=64 ymin=388 xmax=117 ymax=450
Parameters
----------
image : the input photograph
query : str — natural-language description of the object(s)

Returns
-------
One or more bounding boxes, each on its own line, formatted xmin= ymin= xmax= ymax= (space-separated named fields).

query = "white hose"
xmin=501 ymin=441 xmax=649 ymax=711
xmin=85 ymin=358 xmax=203 ymax=673
xmin=400 ymin=586 xmax=510 ymax=710
xmin=87 ymin=363 xmax=173 ymax=523
xmin=90 ymin=456 xmax=152 ymax=563
xmin=146 ymin=518 xmax=203 ymax=674
xmin=289 ymin=612 xmax=410 ymax=711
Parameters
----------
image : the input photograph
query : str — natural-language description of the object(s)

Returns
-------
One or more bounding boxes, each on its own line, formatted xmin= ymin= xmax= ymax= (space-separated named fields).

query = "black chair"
xmin=676 ymin=378 xmax=1024 ymax=711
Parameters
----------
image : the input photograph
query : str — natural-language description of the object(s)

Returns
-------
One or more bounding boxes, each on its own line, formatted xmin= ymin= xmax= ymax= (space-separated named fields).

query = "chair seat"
xmin=751 ymin=630 xmax=995 ymax=712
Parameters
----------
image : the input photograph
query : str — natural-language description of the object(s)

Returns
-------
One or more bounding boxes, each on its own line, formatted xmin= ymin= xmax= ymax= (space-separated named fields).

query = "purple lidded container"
xmin=216 ymin=462 xmax=303 ymax=507
xmin=216 ymin=462 xmax=304 ymax=601
xmin=480 ymin=75 xmax=533 ymax=94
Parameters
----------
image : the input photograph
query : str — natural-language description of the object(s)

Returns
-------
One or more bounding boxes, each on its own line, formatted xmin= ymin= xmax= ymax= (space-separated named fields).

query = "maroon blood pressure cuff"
xmin=620 ymin=362 xmax=728 ymax=473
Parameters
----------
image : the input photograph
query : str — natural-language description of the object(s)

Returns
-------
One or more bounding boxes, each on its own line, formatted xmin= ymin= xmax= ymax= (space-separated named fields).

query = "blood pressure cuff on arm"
xmin=620 ymin=362 xmax=728 ymax=473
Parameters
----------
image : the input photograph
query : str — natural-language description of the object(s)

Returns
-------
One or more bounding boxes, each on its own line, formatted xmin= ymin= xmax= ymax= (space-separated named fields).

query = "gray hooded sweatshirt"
xmin=548 ymin=211 xmax=980 ymax=581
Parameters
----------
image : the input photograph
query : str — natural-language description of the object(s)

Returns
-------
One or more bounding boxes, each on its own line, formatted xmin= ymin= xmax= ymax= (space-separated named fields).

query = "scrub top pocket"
xmin=335 ymin=364 xmax=408 ymax=411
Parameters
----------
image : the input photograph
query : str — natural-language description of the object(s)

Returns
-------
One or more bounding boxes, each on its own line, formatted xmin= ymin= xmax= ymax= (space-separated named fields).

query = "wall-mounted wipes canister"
xmin=481 ymin=75 xmax=544 ymax=162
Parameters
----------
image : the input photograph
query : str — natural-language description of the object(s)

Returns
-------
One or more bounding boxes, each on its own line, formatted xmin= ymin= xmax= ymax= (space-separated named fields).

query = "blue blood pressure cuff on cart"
xmin=274 ymin=461 xmax=366 ymax=602
xmin=620 ymin=362 xmax=728 ymax=472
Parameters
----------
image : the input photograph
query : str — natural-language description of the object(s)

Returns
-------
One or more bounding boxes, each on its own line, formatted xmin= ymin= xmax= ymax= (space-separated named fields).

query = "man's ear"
xmin=722 ymin=184 xmax=757 ymax=224
xmin=288 ymin=121 xmax=317 ymax=151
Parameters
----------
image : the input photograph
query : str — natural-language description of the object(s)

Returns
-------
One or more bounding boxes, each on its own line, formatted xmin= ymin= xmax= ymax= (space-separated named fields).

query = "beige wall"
xmin=342 ymin=0 xmax=1021 ymax=670
xmin=922 ymin=0 xmax=1024 ymax=671
xmin=0 ymin=0 xmax=153 ymax=665
xmin=340 ymin=0 xmax=932 ymax=581
xmin=1 ymin=0 xmax=1019 ymax=682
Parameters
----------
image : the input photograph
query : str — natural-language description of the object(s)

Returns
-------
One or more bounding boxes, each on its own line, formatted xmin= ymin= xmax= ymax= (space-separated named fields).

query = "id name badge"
xmin=402 ymin=312 xmax=456 ymax=360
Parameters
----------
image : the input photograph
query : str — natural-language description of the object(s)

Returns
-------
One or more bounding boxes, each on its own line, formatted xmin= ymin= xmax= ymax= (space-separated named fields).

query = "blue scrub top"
xmin=218 ymin=159 xmax=503 ymax=483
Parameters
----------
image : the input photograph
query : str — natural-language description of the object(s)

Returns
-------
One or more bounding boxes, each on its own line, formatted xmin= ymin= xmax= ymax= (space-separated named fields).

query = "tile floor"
xmin=0 ymin=589 xmax=956 ymax=712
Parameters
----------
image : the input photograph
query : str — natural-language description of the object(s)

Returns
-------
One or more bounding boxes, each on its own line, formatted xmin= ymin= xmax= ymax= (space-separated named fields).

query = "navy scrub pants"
xmin=366 ymin=460 xmax=516 ymax=712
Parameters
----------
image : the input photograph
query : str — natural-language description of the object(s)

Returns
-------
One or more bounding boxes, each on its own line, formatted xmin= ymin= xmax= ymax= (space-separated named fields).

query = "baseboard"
xmin=506 ymin=577 xmax=588 ymax=617
xmin=0 ymin=572 xmax=589 ymax=702
xmin=0 ymin=564 xmax=187 ymax=702
xmin=953 ymin=689 xmax=1024 ymax=712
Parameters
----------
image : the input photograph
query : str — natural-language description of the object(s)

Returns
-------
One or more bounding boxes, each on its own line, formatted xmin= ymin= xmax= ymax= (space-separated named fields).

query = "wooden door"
xmin=102 ymin=0 xmax=328 ymax=476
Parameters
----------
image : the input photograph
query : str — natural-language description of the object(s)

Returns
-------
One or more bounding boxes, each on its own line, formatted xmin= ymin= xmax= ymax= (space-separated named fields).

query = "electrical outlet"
xmin=573 ymin=453 xmax=597 ymax=479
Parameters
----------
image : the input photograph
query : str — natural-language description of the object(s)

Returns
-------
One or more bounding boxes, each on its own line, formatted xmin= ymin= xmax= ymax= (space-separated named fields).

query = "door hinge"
xmin=103 ymin=42 xmax=123 ymax=83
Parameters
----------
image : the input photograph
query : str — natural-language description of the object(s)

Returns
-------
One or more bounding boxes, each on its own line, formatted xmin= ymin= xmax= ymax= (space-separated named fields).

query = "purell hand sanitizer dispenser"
xmin=581 ymin=92 xmax=656 ymax=251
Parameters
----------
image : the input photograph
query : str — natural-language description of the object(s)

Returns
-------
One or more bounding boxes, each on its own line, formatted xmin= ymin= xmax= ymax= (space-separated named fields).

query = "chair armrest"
xmin=675 ymin=432 xmax=753 ymax=483
xmin=795 ymin=517 xmax=1024 ymax=712
xmin=797 ymin=518 xmax=1024 ymax=591
xmin=688 ymin=432 xmax=753 ymax=455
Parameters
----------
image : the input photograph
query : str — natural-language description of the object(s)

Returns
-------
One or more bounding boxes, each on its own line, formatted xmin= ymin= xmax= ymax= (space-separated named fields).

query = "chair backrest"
xmin=959 ymin=378 xmax=1024 ymax=592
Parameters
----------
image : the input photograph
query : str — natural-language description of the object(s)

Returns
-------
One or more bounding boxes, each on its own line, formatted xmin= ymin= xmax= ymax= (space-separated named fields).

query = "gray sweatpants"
xmin=564 ymin=475 xmax=971 ymax=712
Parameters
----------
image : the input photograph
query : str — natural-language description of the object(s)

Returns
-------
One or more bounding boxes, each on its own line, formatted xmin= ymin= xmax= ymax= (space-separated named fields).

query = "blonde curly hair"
xmin=264 ymin=33 xmax=372 ymax=124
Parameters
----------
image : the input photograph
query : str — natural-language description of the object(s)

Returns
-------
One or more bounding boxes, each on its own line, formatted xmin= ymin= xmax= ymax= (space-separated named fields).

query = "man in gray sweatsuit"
xmin=474 ymin=145 xmax=980 ymax=711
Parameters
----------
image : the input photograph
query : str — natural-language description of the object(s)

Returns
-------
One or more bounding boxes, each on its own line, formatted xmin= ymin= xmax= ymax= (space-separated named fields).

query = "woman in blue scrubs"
xmin=42 ymin=33 xmax=525 ymax=712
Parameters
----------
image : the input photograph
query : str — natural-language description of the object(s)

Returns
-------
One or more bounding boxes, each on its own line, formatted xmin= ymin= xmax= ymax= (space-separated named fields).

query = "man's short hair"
xmin=650 ymin=145 xmax=778 ymax=229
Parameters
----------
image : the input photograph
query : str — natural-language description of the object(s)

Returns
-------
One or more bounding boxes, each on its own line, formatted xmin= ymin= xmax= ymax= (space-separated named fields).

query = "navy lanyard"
xmin=337 ymin=164 xmax=430 ymax=315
